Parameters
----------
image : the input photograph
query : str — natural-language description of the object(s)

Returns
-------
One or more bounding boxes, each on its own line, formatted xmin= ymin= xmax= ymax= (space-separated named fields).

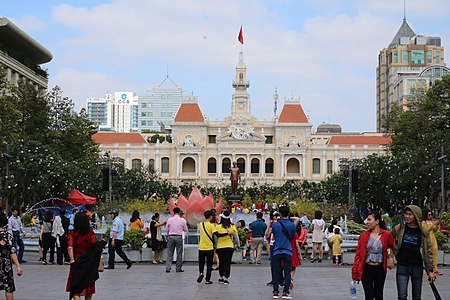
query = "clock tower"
xmin=231 ymin=51 xmax=251 ymax=120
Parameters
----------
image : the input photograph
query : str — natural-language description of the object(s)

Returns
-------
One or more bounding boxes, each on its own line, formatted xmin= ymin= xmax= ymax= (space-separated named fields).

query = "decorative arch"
xmin=182 ymin=157 xmax=196 ymax=173
xmin=222 ymin=157 xmax=231 ymax=174
xmin=265 ymin=158 xmax=274 ymax=174
xmin=251 ymin=158 xmax=260 ymax=174
xmin=208 ymin=157 xmax=217 ymax=174
xmin=237 ymin=157 xmax=245 ymax=173
xmin=131 ymin=159 xmax=142 ymax=171
xmin=286 ymin=157 xmax=300 ymax=174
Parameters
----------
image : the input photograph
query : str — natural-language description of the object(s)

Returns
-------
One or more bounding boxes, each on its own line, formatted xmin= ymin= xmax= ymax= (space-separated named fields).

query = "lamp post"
xmin=104 ymin=151 xmax=112 ymax=202
xmin=438 ymin=146 xmax=446 ymax=212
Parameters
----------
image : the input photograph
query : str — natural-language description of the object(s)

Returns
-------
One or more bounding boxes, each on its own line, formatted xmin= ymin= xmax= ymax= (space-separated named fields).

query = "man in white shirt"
xmin=8 ymin=207 xmax=26 ymax=263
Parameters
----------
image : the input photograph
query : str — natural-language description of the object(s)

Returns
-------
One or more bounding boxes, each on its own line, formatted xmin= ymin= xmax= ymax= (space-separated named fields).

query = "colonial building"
xmin=376 ymin=18 xmax=447 ymax=132
xmin=93 ymin=51 xmax=391 ymax=186
xmin=0 ymin=17 xmax=52 ymax=90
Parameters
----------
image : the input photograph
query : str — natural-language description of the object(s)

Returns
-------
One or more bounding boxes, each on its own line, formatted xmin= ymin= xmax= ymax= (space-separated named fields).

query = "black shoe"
xmin=19 ymin=260 xmax=26 ymax=263
xmin=49 ymin=261 xmax=55 ymax=265
xmin=267 ymin=281 xmax=273 ymax=286
xmin=42 ymin=260 xmax=48 ymax=265
xmin=127 ymin=262 xmax=132 ymax=269
xmin=218 ymin=278 xmax=224 ymax=283
xmin=223 ymin=279 xmax=229 ymax=285
xmin=197 ymin=274 xmax=204 ymax=283
xmin=176 ymin=269 xmax=184 ymax=273
xmin=104 ymin=266 xmax=114 ymax=269
xmin=205 ymin=281 xmax=213 ymax=285
xmin=165 ymin=269 xmax=170 ymax=273
xmin=318 ymin=258 xmax=322 ymax=263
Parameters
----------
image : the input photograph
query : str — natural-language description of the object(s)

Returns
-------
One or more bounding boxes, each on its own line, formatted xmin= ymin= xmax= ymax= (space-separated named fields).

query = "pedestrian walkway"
xmin=14 ymin=259 xmax=450 ymax=299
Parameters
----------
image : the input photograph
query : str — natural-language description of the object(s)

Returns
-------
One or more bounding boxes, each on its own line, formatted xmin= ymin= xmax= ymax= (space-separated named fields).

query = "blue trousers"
xmin=12 ymin=231 xmax=25 ymax=261
xmin=272 ymin=253 xmax=292 ymax=294
xmin=396 ymin=263 xmax=423 ymax=300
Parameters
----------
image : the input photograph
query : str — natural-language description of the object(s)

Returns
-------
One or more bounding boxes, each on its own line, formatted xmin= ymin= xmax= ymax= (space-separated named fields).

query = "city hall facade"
xmin=93 ymin=52 xmax=390 ymax=187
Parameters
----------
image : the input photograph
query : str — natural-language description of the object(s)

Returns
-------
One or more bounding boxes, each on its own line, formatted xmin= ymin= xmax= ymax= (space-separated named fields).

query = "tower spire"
xmin=403 ymin=0 xmax=406 ymax=21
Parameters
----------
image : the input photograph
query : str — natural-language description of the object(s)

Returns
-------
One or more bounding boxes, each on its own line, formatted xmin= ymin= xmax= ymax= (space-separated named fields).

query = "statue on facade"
xmin=229 ymin=162 xmax=241 ymax=195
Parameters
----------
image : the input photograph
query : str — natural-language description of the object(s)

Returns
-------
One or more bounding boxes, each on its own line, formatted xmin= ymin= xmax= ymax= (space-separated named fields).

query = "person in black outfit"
xmin=57 ymin=208 xmax=70 ymax=265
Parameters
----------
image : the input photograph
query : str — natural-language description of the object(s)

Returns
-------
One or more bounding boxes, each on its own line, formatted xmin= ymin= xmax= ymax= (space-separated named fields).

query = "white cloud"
xmin=11 ymin=15 xmax=46 ymax=32
xmin=43 ymin=0 xmax=448 ymax=132
xmin=49 ymin=68 xmax=138 ymax=109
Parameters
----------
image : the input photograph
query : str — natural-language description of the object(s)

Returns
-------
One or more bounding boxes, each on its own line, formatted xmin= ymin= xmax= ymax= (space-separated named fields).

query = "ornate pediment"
xmin=217 ymin=124 xmax=266 ymax=142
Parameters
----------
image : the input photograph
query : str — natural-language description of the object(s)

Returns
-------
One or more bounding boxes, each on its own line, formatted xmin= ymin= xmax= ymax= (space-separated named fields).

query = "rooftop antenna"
xmin=166 ymin=65 xmax=169 ymax=78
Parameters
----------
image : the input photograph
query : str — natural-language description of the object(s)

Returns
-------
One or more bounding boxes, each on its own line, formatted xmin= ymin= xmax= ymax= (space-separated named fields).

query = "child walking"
xmin=329 ymin=227 xmax=343 ymax=266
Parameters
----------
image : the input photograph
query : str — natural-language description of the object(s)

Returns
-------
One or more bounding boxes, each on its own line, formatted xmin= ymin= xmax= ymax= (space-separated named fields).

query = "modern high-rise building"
xmin=0 ymin=17 xmax=52 ymax=90
xmin=86 ymin=92 xmax=138 ymax=132
xmin=138 ymin=75 xmax=197 ymax=132
xmin=376 ymin=18 xmax=448 ymax=132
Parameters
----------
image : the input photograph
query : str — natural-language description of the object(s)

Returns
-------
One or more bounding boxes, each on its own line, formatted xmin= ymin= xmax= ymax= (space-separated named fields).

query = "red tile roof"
xmin=278 ymin=104 xmax=308 ymax=123
xmin=92 ymin=132 xmax=147 ymax=144
xmin=327 ymin=136 xmax=392 ymax=145
xmin=174 ymin=103 xmax=205 ymax=122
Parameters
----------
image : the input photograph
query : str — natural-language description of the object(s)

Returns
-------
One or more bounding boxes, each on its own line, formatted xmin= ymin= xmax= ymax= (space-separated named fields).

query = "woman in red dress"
xmin=289 ymin=232 xmax=302 ymax=290
xmin=66 ymin=213 xmax=97 ymax=300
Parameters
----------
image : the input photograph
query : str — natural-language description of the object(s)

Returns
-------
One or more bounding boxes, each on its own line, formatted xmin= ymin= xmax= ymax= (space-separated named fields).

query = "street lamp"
xmin=438 ymin=146 xmax=446 ymax=212
xmin=103 ymin=151 xmax=112 ymax=202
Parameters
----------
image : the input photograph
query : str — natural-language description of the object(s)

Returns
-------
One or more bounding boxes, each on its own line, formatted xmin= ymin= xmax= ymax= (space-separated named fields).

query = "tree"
xmin=390 ymin=75 xmax=450 ymax=211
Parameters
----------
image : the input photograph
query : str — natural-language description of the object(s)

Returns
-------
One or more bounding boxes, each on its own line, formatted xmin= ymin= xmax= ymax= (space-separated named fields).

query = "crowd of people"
xmin=0 ymin=203 xmax=445 ymax=299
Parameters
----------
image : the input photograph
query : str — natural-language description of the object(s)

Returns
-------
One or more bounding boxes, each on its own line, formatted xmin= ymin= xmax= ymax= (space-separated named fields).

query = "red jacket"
xmin=351 ymin=228 xmax=394 ymax=281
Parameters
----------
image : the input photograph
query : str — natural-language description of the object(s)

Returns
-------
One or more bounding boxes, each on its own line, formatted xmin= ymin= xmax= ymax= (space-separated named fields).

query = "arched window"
xmin=237 ymin=158 xmax=245 ymax=173
xmin=327 ymin=160 xmax=333 ymax=174
xmin=312 ymin=158 xmax=321 ymax=174
xmin=182 ymin=157 xmax=196 ymax=173
xmin=286 ymin=158 xmax=300 ymax=174
xmin=161 ymin=157 xmax=169 ymax=173
xmin=251 ymin=158 xmax=259 ymax=174
xmin=131 ymin=159 xmax=142 ymax=171
xmin=222 ymin=158 xmax=231 ymax=174
xmin=208 ymin=157 xmax=217 ymax=174
xmin=148 ymin=159 xmax=155 ymax=172
xmin=265 ymin=158 xmax=274 ymax=174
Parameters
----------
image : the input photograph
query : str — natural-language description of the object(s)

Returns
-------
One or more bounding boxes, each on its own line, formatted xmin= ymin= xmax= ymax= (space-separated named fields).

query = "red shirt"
xmin=352 ymin=228 xmax=394 ymax=281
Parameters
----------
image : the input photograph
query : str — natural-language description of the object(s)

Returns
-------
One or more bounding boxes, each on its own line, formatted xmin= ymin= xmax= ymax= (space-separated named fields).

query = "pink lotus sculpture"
xmin=168 ymin=187 xmax=223 ymax=227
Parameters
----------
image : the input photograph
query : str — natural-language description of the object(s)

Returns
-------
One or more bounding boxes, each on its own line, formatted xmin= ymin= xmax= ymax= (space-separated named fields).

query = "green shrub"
xmin=124 ymin=229 xmax=146 ymax=250
xmin=435 ymin=231 xmax=449 ymax=250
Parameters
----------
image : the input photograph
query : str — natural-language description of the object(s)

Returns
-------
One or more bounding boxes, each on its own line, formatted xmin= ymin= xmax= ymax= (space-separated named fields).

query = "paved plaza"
xmin=12 ymin=253 xmax=450 ymax=300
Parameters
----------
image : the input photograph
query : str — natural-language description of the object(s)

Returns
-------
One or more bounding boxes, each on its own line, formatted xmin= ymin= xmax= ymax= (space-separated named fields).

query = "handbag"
xmin=98 ymin=256 xmax=104 ymax=272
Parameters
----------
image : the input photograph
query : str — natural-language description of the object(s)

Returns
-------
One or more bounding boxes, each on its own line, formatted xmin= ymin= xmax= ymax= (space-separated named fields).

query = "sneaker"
xmin=42 ymin=260 xmax=48 ymax=265
xmin=205 ymin=281 xmax=213 ymax=285
xmin=127 ymin=262 xmax=133 ymax=269
xmin=273 ymin=292 xmax=280 ymax=299
xmin=223 ymin=279 xmax=229 ymax=285
xmin=197 ymin=274 xmax=204 ymax=283
xmin=282 ymin=293 xmax=293 ymax=299
xmin=218 ymin=278 xmax=224 ymax=284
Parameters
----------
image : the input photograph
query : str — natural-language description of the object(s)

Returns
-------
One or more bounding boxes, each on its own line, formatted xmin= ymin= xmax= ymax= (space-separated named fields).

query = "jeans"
xmin=12 ymin=231 xmax=25 ymax=261
xmin=217 ymin=248 xmax=234 ymax=278
xmin=250 ymin=237 xmax=264 ymax=263
xmin=166 ymin=236 xmax=183 ymax=271
xmin=396 ymin=263 xmax=423 ymax=300
xmin=198 ymin=249 xmax=214 ymax=281
xmin=362 ymin=264 xmax=386 ymax=300
xmin=272 ymin=253 xmax=292 ymax=294
xmin=108 ymin=239 xmax=131 ymax=268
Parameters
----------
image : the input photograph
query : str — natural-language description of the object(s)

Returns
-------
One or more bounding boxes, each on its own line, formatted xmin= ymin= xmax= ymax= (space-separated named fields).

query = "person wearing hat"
xmin=165 ymin=207 xmax=188 ymax=273
xmin=106 ymin=209 xmax=132 ymax=270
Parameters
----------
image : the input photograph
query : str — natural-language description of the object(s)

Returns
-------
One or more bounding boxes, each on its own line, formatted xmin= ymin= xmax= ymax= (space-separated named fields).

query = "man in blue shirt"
xmin=249 ymin=212 xmax=267 ymax=264
xmin=271 ymin=206 xmax=296 ymax=299
xmin=106 ymin=208 xmax=132 ymax=269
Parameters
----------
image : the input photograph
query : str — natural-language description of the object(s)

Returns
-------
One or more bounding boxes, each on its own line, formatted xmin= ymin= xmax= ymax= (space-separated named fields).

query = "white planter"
xmin=443 ymin=252 xmax=450 ymax=266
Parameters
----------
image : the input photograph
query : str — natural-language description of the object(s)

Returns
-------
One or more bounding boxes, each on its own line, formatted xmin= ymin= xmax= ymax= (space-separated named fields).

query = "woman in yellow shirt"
xmin=215 ymin=210 xmax=239 ymax=285
xmin=422 ymin=209 xmax=441 ymax=275
xmin=129 ymin=210 xmax=144 ymax=230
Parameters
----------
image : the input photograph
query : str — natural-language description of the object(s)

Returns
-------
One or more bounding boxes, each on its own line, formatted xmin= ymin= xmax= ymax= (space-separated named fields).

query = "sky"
xmin=3 ymin=0 xmax=450 ymax=132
